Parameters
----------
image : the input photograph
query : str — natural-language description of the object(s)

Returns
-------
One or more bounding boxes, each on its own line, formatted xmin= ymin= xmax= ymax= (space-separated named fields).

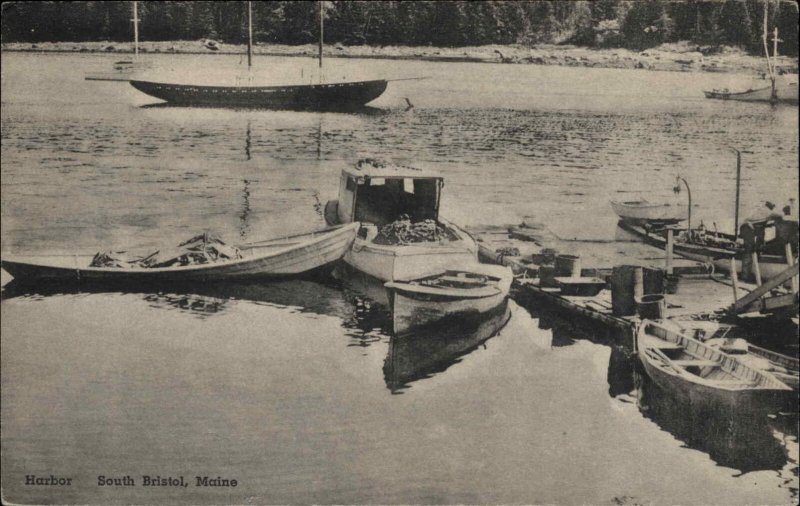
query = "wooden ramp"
xmin=732 ymin=262 xmax=798 ymax=316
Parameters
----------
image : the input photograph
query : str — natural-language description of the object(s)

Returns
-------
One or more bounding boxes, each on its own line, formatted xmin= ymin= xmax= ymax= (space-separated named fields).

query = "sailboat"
xmin=85 ymin=1 xmax=152 ymax=82
xmin=704 ymin=1 xmax=798 ymax=105
xmin=129 ymin=1 xmax=388 ymax=109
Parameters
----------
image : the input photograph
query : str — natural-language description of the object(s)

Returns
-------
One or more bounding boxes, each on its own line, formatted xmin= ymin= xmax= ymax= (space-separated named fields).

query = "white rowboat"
xmin=637 ymin=320 xmax=792 ymax=408
xmin=1 ymin=223 xmax=358 ymax=284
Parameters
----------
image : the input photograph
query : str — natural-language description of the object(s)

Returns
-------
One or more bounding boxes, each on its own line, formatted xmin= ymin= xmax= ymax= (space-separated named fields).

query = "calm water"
xmin=1 ymin=52 xmax=798 ymax=505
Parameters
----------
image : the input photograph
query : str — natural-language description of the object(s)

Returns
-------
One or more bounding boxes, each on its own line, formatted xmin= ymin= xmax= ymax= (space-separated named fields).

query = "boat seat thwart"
xmin=671 ymin=359 xmax=720 ymax=368
xmin=653 ymin=342 xmax=683 ymax=350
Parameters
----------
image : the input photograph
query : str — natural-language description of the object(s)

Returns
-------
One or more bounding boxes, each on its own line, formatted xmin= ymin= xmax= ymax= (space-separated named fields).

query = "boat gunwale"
xmin=130 ymin=78 xmax=388 ymax=92
xmin=638 ymin=320 xmax=792 ymax=392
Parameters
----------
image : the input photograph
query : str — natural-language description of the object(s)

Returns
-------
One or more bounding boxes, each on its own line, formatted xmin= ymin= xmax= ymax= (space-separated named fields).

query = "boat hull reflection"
xmin=383 ymin=301 xmax=511 ymax=392
xmin=636 ymin=369 xmax=790 ymax=473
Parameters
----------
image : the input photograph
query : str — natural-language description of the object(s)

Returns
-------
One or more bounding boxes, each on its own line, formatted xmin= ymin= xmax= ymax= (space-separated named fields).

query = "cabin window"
xmin=345 ymin=177 xmax=357 ymax=192
xmin=404 ymin=179 xmax=414 ymax=194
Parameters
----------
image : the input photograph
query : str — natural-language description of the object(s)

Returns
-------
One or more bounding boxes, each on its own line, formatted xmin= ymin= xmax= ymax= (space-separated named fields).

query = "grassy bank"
xmin=3 ymin=40 xmax=798 ymax=75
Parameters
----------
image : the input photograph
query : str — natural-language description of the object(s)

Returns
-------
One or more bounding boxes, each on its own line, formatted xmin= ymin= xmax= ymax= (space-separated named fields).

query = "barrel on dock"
xmin=611 ymin=265 xmax=641 ymax=316
xmin=637 ymin=294 xmax=666 ymax=319
xmin=611 ymin=265 xmax=667 ymax=317
xmin=643 ymin=267 xmax=665 ymax=295
xmin=555 ymin=254 xmax=581 ymax=278
xmin=539 ymin=264 xmax=558 ymax=287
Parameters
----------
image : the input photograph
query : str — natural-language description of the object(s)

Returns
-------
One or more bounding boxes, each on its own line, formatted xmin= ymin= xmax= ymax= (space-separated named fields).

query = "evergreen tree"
xmin=570 ymin=1 xmax=595 ymax=46
xmin=621 ymin=0 xmax=673 ymax=49
xmin=0 ymin=0 xmax=796 ymax=56
xmin=719 ymin=0 xmax=755 ymax=50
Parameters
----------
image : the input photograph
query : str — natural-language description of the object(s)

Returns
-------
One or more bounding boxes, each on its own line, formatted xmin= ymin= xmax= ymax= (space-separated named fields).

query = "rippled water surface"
xmin=1 ymin=52 xmax=798 ymax=504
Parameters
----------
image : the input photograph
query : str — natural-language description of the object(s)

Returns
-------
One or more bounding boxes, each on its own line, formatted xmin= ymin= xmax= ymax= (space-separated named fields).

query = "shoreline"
xmin=3 ymin=40 xmax=798 ymax=75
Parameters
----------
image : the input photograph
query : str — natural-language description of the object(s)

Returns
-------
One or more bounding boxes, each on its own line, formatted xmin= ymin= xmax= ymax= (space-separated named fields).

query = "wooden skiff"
xmin=385 ymin=264 xmax=512 ymax=335
xmin=1 ymin=223 xmax=358 ymax=284
xmin=610 ymin=199 xmax=688 ymax=224
xmin=637 ymin=320 xmax=792 ymax=407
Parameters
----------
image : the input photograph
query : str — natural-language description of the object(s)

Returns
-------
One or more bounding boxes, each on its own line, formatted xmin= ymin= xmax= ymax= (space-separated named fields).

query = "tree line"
xmin=2 ymin=1 xmax=798 ymax=56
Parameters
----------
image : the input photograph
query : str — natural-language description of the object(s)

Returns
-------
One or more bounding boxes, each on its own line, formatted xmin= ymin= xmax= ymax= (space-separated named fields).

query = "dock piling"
xmin=730 ymin=258 xmax=739 ymax=303
xmin=752 ymin=252 xmax=762 ymax=286
xmin=634 ymin=267 xmax=644 ymax=301
xmin=665 ymin=228 xmax=674 ymax=275
xmin=786 ymin=243 xmax=798 ymax=294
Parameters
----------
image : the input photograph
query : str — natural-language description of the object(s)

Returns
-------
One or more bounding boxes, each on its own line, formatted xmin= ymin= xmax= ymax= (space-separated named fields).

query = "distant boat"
xmin=385 ymin=264 xmax=512 ymax=335
xmin=703 ymin=2 xmax=799 ymax=105
xmin=129 ymin=1 xmax=388 ymax=109
xmin=129 ymin=79 xmax=388 ymax=109
xmin=0 ymin=223 xmax=358 ymax=284
xmin=85 ymin=1 xmax=152 ymax=82
xmin=637 ymin=320 xmax=792 ymax=407
xmin=703 ymin=82 xmax=798 ymax=105
xmin=610 ymin=199 xmax=688 ymax=225
xmin=617 ymin=220 xmax=791 ymax=280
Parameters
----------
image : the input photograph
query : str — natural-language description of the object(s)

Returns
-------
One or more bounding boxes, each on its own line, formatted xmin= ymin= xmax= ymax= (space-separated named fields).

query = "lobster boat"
xmin=324 ymin=159 xmax=479 ymax=282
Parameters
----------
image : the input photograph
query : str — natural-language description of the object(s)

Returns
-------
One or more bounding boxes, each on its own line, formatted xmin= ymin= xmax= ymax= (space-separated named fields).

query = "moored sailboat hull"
xmin=130 ymin=79 xmax=388 ymax=109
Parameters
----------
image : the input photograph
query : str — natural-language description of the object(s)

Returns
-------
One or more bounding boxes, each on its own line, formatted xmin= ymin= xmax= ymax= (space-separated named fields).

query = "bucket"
xmin=637 ymin=294 xmax=666 ymax=319
xmin=539 ymin=265 xmax=558 ymax=288
xmin=555 ymin=254 xmax=581 ymax=277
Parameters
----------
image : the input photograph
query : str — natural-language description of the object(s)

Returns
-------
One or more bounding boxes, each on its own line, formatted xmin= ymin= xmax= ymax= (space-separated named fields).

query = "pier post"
xmin=730 ymin=258 xmax=739 ymax=303
xmin=634 ymin=267 xmax=644 ymax=301
xmin=752 ymin=252 xmax=762 ymax=286
xmin=665 ymin=228 xmax=674 ymax=275
xmin=787 ymin=243 xmax=798 ymax=294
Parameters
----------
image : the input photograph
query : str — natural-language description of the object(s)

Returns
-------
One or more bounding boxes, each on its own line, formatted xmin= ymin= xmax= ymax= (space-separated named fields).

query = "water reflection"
xmin=1 ymin=277 xmax=352 ymax=320
xmin=138 ymin=102 xmax=390 ymax=115
xmin=384 ymin=302 xmax=511 ymax=393
xmin=340 ymin=289 xmax=392 ymax=348
xmin=520 ymin=302 xmax=797 ymax=476
xmin=636 ymin=367 xmax=792 ymax=474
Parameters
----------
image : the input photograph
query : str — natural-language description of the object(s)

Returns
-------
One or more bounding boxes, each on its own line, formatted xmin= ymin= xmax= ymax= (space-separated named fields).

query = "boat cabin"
xmin=336 ymin=159 xmax=443 ymax=227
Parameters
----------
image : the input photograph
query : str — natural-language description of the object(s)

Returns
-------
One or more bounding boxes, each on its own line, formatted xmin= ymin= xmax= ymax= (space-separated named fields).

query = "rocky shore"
xmin=3 ymin=40 xmax=798 ymax=75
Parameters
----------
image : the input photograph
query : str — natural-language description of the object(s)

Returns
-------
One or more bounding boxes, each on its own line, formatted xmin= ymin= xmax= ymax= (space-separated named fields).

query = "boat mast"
xmin=132 ymin=1 xmax=139 ymax=60
xmin=733 ymin=148 xmax=742 ymax=241
xmin=762 ymin=0 xmax=776 ymax=100
xmin=247 ymin=1 xmax=253 ymax=69
xmin=318 ymin=0 xmax=324 ymax=69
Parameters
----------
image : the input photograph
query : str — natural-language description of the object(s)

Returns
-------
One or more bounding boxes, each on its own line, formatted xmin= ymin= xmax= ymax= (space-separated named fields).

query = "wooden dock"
xmin=472 ymin=223 xmax=793 ymax=348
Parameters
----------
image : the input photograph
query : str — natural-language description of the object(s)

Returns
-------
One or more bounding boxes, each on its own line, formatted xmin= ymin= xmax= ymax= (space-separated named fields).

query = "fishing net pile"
xmin=90 ymin=233 xmax=242 ymax=268
xmin=677 ymin=230 xmax=739 ymax=250
xmin=373 ymin=214 xmax=456 ymax=245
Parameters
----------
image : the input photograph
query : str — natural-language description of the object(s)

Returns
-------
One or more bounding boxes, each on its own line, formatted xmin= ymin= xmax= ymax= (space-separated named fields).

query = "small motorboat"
xmin=384 ymin=264 xmax=512 ymax=335
xmin=637 ymin=320 xmax=792 ymax=407
xmin=0 ymin=223 xmax=359 ymax=284
xmin=610 ymin=199 xmax=688 ymax=225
